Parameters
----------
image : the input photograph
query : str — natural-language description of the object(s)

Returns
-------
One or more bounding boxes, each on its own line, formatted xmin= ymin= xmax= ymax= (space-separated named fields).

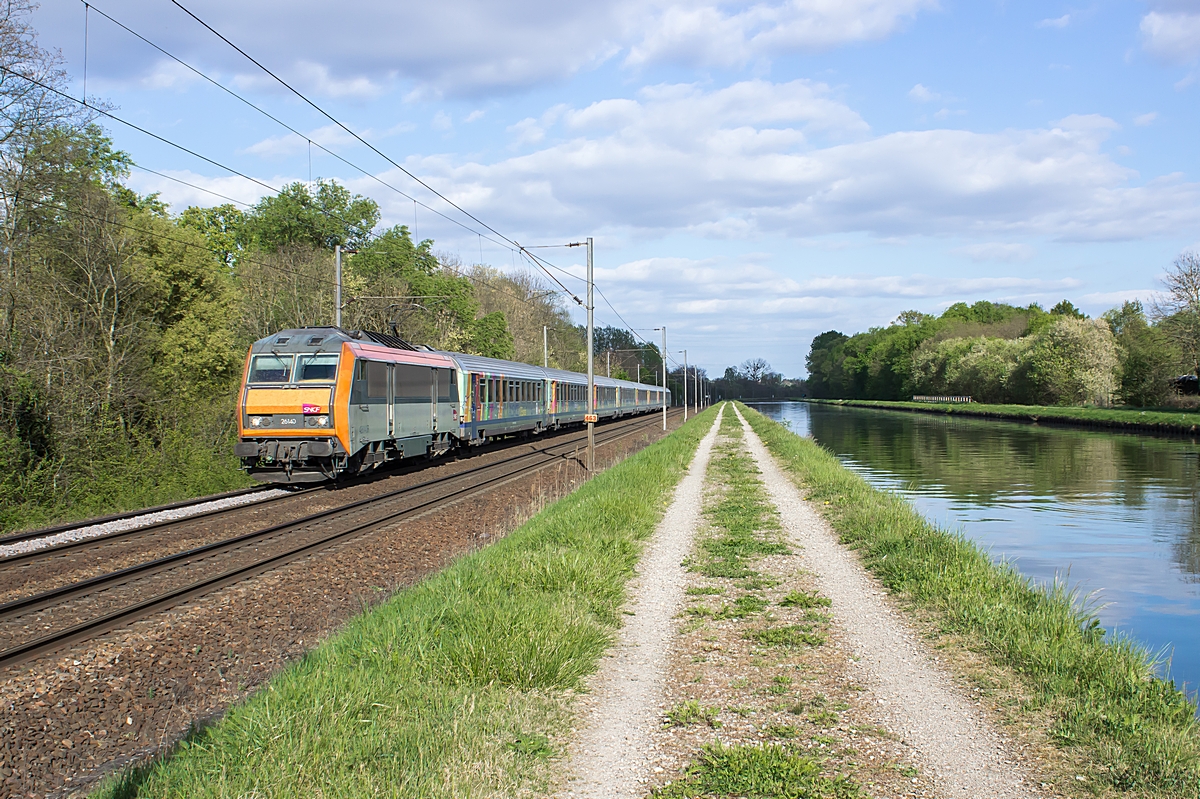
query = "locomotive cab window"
xmin=297 ymin=354 xmax=338 ymax=382
xmin=249 ymin=354 xmax=293 ymax=383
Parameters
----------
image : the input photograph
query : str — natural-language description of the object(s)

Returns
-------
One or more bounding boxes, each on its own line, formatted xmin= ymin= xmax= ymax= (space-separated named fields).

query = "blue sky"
xmin=29 ymin=0 xmax=1200 ymax=377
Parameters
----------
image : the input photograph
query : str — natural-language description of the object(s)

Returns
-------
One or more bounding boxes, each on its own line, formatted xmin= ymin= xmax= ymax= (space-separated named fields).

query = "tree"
xmin=741 ymin=357 xmax=771 ymax=382
xmin=1020 ymin=318 xmax=1118 ymax=406
xmin=1153 ymin=250 xmax=1200 ymax=375
xmin=242 ymin=180 xmax=379 ymax=253
xmin=1050 ymin=299 xmax=1085 ymax=318
xmin=1104 ymin=301 xmax=1179 ymax=406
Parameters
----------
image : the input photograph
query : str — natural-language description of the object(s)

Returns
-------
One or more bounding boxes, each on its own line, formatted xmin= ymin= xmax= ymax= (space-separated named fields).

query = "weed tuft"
xmin=749 ymin=625 xmax=827 ymax=649
xmin=779 ymin=590 xmax=832 ymax=609
xmin=650 ymin=743 xmax=860 ymax=798
xmin=666 ymin=700 xmax=722 ymax=728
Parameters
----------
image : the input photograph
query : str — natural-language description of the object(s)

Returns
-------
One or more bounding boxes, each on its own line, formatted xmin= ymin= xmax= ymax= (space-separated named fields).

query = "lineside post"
xmin=586 ymin=237 xmax=595 ymax=471
xmin=682 ymin=349 xmax=688 ymax=422
xmin=335 ymin=244 xmax=342 ymax=328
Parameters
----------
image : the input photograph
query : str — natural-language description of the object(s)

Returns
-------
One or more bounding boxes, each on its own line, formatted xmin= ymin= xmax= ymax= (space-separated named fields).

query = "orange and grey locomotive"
xmin=236 ymin=327 xmax=670 ymax=483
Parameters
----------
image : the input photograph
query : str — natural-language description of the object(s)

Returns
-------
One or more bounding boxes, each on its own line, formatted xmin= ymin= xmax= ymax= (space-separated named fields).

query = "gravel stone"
xmin=0 ymin=490 xmax=292 ymax=559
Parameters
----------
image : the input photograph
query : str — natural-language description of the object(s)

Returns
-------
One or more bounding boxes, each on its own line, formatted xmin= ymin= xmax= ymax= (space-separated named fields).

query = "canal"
xmin=749 ymin=401 xmax=1200 ymax=693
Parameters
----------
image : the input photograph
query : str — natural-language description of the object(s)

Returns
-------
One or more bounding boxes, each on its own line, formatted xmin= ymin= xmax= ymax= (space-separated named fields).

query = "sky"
xmin=28 ymin=0 xmax=1200 ymax=378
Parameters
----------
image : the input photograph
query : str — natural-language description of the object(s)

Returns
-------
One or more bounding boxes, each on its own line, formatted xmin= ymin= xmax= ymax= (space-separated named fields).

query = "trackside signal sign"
xmin=585 ymin=414 xmax=598 ymax=423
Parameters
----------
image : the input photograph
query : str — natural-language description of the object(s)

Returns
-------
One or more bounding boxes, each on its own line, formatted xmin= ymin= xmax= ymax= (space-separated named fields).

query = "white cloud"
xmin=34 ymin=0 xmax=936 ymax=97
xmin=388 ymin=85 xmax=1198 ymax=243
xmin=125 ymin=168 xmax=288 ymax=210
xmin=465 ymin=110 xmax=486 ymax=123
xmin=432 ymin=111 xmax=454 ymax=131
xmin=908 ymin=83 xmax=938 ymax=102
xmin=1141 ymin=10 xmax=1200 ymax=65
xmin=241 ymin=124 xmax=360 ymax=158
xmin=1134 ymin=111 xmax=1159 ymax=126
xmin=626 ymin=0 xmax=936 ymax=68
xmin=1080 ymin=289 xmax=1160 ymax=308
xmin=1038 ymin=14 xmax=1071 ymax=29
xmin=952 ymin=243 xmax=1036 ymax=262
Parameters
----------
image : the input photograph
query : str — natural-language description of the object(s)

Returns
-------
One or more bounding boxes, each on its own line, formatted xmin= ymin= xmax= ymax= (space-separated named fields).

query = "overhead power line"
xmin=161 ymin=0 xmax=598 ymax=309
xmin=80 ymin=0 xmax=522 ymax=258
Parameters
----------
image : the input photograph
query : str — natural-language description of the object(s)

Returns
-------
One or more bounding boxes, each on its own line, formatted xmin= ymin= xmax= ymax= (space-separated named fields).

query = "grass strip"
xmin=92 ymin=409 xmax=716 ymax=799
xmin=690 ymin=411 xmax=788 ymax=581
xmin=739 ymin=402 xmax=1200 ymax=797
xmin=804 ymin=398 xmax=1200 ymax=436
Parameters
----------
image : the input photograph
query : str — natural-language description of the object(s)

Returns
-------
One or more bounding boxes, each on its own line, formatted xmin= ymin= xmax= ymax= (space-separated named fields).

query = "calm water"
xmin=749 ymin=401 xmax=1200 ymax=692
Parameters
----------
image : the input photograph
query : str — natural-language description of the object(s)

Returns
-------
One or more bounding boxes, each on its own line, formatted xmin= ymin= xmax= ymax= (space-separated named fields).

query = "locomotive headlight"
xmin=316 ymin=415 xmax=329 ymax=427
xmin=248 ymin=415 xmax=270 ymax=428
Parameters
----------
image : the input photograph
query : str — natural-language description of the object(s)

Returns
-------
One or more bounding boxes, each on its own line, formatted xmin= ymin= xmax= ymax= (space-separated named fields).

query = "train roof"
xmin=248 ymin=329 xmax=669 ymax=395
xmin=437 ymin=351 xmax=669 ymax=394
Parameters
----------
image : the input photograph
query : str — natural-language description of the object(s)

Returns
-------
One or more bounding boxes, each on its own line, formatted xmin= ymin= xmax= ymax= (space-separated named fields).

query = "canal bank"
xmin=743 ymin=402 xmax=1200 ymax=795
xmin=806 ymin=398 xmax=1200 ymax=437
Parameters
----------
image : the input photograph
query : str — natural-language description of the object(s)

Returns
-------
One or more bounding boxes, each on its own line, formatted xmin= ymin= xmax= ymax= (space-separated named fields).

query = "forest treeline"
xmin=0 ymin=3 xmax=670 ymax=529
xmin=805 ymin=271 xmax=1200 ymax=408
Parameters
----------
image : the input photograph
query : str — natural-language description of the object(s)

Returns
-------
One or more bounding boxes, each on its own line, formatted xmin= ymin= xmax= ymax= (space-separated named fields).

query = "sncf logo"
xmin=302 ymin=404 xmax=322 ymax=414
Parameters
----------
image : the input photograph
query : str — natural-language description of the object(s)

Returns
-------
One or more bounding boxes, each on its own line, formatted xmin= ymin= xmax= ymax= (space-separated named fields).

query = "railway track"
xmin=0 ymin=412 xmax=671 ymax=669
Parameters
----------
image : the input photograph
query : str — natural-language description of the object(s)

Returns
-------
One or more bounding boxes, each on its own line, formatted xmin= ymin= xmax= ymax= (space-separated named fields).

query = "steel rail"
xmin=0 ymin=412 xmax=675 ymax=669
xmin=0 ymin=414 xmax=650 ymax=566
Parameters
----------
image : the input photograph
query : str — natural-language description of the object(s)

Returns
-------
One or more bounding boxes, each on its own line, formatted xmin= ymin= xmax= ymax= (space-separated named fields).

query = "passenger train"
xmin=234 ymin=327 xmax=670 ymax=483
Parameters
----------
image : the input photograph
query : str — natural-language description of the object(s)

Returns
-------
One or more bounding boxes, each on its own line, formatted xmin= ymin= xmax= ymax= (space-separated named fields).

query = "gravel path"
xmin=557 ymin=408 xmax=724 ymax=799
xmin=731 ymin=404 xmax=1036 ymax=798
xmin=0 ymin=490 xmax=292 ymax=559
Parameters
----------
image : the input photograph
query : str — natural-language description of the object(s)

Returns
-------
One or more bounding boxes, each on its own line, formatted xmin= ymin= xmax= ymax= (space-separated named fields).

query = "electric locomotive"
xmin=235 ymin=327 xmax=670 ymax=483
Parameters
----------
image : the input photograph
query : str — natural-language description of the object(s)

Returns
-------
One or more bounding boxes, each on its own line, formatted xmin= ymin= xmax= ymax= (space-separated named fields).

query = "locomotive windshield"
xmin=248 ymin=354 xmax=293 ymax=383
xmin=298 ymin=354 xmax=338 ymax=382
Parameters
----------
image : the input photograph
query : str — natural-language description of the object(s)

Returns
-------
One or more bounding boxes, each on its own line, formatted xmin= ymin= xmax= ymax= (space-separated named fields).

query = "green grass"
xmin=739 ymin=402 xmax=1200 ymax=797
xmin=650 ymin=743 xmax=860 ymax=799
xmin=779 ymin=591 xmax=831 ymax=609
xmin=666 ymin=700 xmax=723 ymax=728
xmin=91 ymin=408 xmax=718 ymax=799
xmin=748 ymin=625 xmax=827 ymax=649
xmin=805 ymin=398 xmax=1200 ymax=435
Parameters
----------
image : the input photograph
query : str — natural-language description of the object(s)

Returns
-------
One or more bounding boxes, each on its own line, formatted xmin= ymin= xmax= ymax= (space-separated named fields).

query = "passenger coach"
xmin=236 ymin=327 xmax=670 ymax=482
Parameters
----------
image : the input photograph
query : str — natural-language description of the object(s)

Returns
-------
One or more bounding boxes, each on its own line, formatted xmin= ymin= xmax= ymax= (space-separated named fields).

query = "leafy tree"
xmin=1050 ymin=299 xmax=1085 ymax=318
xmin=1104 ymin=301 xmax=1179 ymax=406
xmin=1153 ymin=250 xmax=1200 ymax=375
xmin=242 ymin=180 xmax=379 ymax=252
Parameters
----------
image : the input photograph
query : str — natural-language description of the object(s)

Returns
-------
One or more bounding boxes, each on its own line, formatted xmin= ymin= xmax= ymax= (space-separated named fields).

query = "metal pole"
xmin=695 ymin=367 xmax=699 ymax=414
xmin=543 ymin=325 xmax=548 ymax=368
xmin=586 ymin=237 xmax=595 ymax=472
xmin=335 ymin=244 xmax=343 ymax=328
xmin=637 ymin=364 xmax=640 ymax=384
xmin=682 ymin=350 xmax=688 ymax=422
xmin=607 ymin=350 xmax=610 ymax=378
xmin=662 ymin=328 xmax=668 ymax=429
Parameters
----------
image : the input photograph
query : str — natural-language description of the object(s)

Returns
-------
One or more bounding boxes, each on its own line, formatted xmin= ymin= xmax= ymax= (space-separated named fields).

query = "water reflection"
xmin=749 ymin=401 xmax=1200 ymax=689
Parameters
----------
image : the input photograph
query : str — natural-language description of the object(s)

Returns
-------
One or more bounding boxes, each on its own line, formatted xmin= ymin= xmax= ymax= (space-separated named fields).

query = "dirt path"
xmin=556 ymin=407 xmax=724 ymax=799
xmin=730 ymin=404 xmax=1036 ymax=798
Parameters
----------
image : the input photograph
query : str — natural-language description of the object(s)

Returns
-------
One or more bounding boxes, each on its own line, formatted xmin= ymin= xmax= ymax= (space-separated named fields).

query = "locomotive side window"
xmin=365 ymin=361 xmax=387 ymax=399
xmin=297 ymin=354 xmax=338 ymax=382
xmin=395 ymin=365 xmax=430 ymax=401
xmin=249 ymin=354 xmax=293 ymax=383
